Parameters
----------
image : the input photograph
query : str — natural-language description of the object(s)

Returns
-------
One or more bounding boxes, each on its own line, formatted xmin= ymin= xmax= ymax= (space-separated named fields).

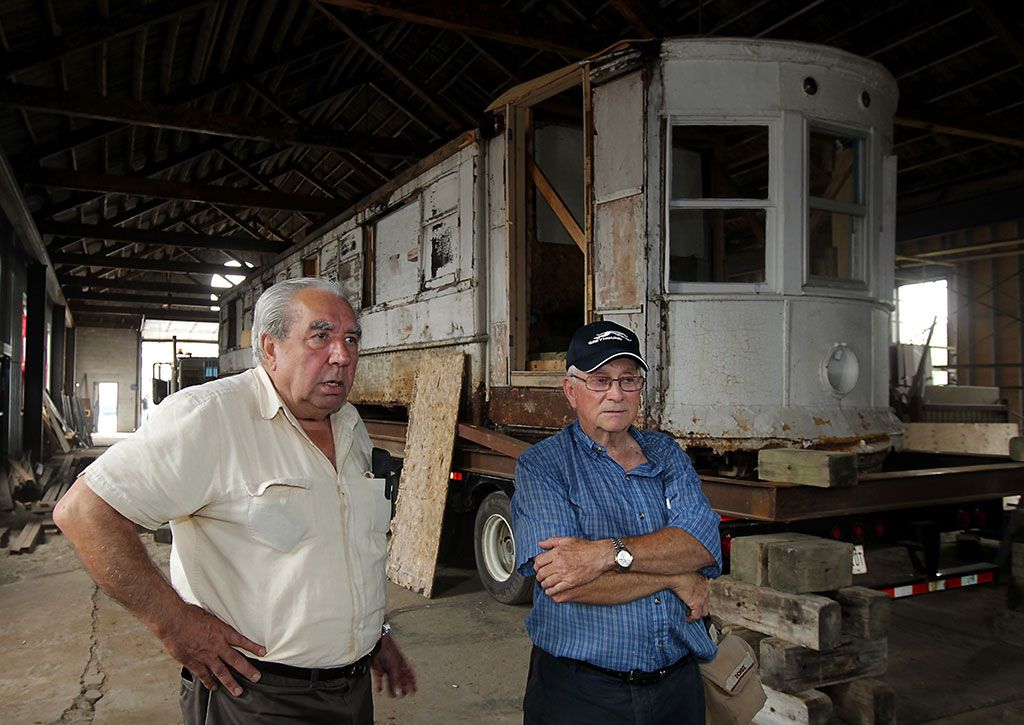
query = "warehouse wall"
xmin=74 ymin=326 xmax=140 ymax=433
xmin=898 ymin=218 xmax=1024 ymax=422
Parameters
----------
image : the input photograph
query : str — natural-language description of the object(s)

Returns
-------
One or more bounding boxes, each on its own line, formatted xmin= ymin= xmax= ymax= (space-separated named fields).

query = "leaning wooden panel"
xmin=387 ymin=350 xmax=465 ymax=597
xmin=711 ymin=576 xmax=842 ymax=652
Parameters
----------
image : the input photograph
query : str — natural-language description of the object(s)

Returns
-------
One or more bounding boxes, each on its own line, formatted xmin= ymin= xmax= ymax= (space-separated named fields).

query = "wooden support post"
xmin=759 ymin=636 xmax=888 ymax=693
xmin=711 ymin=576 xmax=842 ymax=651
xmin=757 ymin=448 xmax=858 ymax=488
xmin=822 ymin=678 xmax=897 ymax=725
xmin=754 ymin=687 xmax=832 ymax=725
xmin=387 ymin=350 xmax=465 ymax=597
xmin=832 ymin=587 xmax=891 ymax=640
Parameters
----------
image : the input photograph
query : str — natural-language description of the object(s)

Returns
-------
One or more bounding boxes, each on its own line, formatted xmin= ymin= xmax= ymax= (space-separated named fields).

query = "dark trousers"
xmin=180 ymin=667 xmax=373 ymax=724
xmin=523 ymin=646 xmax=705 ymax=725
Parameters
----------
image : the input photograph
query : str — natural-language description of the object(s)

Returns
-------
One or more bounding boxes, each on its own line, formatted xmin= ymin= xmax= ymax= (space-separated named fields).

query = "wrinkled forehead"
xmin=590 ymin=357 xmax=641 ymax=376
xmin=287 ymin=289 xmax=357 ymax=332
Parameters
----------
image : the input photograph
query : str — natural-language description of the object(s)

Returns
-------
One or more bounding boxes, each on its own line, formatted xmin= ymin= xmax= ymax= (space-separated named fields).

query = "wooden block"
xmin=9 ymin=522 xmax=43 ymax=554
xmin=994 ymin=608 xmax=1024 ymax=648
xmin=831 ymin=587 xmax=891 ymax=639
xmin=903 ymin=422 xmax=1019 ymax=456
xmin=753 ymin=687 xmax=832 ymax=725
xmin=758 ymin=449 xmax=857 ymax=488
xmin=766 ymin=539 xmax=853 ymax=593
xmin=1012 ymin=542 xmax=1024 ymax=584
xmin=712 ymin=576 xmax=842 ymax=651
xmin=0 ymin=526 xmax=9 ymax=547
xmin=1011 ymin=436 xmax=1024 ymax=461
xmin=823 ymin=678 xmax=896 ymax=725
xmin=387 ymin=350 xmax=464 ymax=598
xmin=759 ymin=636 xmax=887 ymax=693
xmin=731 ymin=533 xmax=820 ymax=586
xmin=154 ymin=525 xmax=173 ymax=545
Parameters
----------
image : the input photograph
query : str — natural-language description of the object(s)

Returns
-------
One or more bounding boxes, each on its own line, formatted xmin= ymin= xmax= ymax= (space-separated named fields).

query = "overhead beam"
xmin=0 ymin=83 xmax=427 ymax=159
xmin=39 ymin=220 xmax=287 ymax=255
xmin=0 ymin=0 xmax=211 ymax=78
xmin=65 ymin=290 xmax=215 ymax=307
xmin=968 ymin=0 xmax=1024 ymax=66
xmin=606 ymin=0 xmax=671 ymax=39
xmin=58 ymin=274 xmax=219 ymax=295
xmin=69 ymin=303 xmax=218 ymax=322
xmin=50 ymin=252 xmax=246 ymax=276
xmin=317 ymin=0 xmax=596 ymax=56
xmin=312 ymin=4 xmax=472 ymax=128
xmin=21 ymin=167 xmax=341 ymax=214
xmin=896 ymin=109 xmax=1024 ymax=149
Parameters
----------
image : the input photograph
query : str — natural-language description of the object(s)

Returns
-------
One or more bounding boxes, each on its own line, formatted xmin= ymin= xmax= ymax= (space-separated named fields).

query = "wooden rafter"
xmin=21 ymin=167 xmax=339 ymax=214
xmin=895 ymin=110 xmax=1024 ymax=149
xmin=50 ymin=252 xmax=245 ymax=276
xmin=38 ymin=220 xmax=286 ymax=255
xmin=58 ymin=274 xmax=218 ymax=295
xmin=317 ymin=0 xmax=597 ymax=56
xmin=0 ymin=0 xmax=211 ymax=79
xmin=0 ymin=84 xmax=427 ymax=159
xmin=65 ymin=290 xmax=215 ymax=307
xmin=69 ymin=303 xmax=218 ymax=322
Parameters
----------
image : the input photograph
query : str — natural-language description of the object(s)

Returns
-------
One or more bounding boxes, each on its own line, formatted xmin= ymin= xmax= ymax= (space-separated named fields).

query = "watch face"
xmin=615 ymin=549 xmax=634 ymax=568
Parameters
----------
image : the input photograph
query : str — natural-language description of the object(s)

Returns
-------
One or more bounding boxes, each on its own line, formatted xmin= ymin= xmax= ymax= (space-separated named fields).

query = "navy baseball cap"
xmin=566 ymin=320 xmax=648 ymax=373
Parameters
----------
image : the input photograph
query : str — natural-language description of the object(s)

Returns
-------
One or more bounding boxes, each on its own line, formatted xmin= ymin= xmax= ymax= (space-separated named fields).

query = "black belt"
xmin=243 ymin=652 xmax=372 ymax=683
xmin=567 ymin=654 xmax=692 ymax=685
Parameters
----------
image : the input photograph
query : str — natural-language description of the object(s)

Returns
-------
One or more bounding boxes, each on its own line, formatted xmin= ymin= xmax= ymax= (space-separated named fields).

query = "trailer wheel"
xmin=474 ymin=491 xmax=534 ymax=604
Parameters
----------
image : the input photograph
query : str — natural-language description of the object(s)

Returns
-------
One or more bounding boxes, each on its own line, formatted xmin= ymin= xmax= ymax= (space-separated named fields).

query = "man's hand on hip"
xmin=372 ymin=635 xmax=418 ymax=698
xmin=670 ymin=572 xmax=710 ymax=622
xmin=157 ymin=602 xmax=266 ymax=696
xmin=534 ymin=537 xmax=612 ymax=596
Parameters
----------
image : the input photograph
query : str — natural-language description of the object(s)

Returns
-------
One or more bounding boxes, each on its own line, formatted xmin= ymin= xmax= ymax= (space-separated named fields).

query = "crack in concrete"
xmin=53 ymin=584 xmax=105 ymax=724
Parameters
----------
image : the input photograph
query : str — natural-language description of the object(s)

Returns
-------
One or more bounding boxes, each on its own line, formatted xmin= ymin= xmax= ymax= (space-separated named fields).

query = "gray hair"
xmin=251 ymin=277 xmax=350 ymax=365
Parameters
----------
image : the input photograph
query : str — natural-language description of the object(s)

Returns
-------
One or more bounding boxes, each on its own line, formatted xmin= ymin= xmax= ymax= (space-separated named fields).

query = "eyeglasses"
xmin=569 ymin=373 xmax=646 ymax=392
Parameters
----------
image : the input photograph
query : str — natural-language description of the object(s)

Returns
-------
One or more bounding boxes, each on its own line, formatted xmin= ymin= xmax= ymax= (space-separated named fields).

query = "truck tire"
xmin=474 ymin=491 xmax=534 ymax=605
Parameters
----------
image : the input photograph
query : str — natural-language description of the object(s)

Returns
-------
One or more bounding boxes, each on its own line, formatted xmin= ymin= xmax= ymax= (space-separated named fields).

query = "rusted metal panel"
xmin=702 ymin=462 xmax=1024 ymax=522
xmin=594 ymin=193 xmax=645 ymax=310
xmin=487 ymin=386 xmax=575 ymax=430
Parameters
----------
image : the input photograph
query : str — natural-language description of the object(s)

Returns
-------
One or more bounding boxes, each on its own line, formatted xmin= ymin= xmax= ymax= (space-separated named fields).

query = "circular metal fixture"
xmin=823 ymin=343 xmax=859 ymax=396
xmin=803 ymin=76 xmax=818 ymax=95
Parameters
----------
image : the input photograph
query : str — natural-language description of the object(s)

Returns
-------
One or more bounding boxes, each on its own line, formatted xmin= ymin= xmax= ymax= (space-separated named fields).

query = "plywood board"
xmin=387 ymin=350 xmax=465 ymax=598
xmin=903 ymin=423 xmax=1019 ymax=456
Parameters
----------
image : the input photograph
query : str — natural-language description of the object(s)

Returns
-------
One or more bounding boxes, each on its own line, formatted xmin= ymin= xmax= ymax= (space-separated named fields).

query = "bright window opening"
xmin=896 ymin=280 xmax=949 ymax=385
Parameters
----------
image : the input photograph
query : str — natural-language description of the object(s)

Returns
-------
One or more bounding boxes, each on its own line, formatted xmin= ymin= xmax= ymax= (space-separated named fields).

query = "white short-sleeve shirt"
xmin=83 ymin=366 xmax=390 ymax=668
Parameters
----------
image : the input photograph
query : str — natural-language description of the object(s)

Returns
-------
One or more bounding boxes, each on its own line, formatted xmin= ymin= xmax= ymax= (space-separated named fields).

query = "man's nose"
xmin=605 ymin=381 xmax=626 ymax=400
xmin=328 ymin=340 xmax=350 ymax=365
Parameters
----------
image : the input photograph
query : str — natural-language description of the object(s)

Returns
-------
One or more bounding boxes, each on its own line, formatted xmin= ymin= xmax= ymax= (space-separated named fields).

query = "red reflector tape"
xmin=881 ymin=570 xmax=996 ymax=599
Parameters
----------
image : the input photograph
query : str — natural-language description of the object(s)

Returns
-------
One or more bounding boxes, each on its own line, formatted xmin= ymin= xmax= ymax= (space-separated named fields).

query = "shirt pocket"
xmin=364 ymin=476 xmax=392 ymax=534
xmin=244 ymin=477 xmax=317 ymax=552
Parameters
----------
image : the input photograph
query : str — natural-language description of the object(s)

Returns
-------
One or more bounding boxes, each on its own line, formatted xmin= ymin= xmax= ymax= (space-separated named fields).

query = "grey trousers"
xmin=179 ymin=667 xmax=373 ymax=724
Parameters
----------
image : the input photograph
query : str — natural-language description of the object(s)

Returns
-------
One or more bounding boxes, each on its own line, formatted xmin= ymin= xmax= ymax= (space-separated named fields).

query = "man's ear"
xmin=261 ymin=334 xmax=278 ymax=370
xmin=563 ymin=376 xmax=578 ymax=411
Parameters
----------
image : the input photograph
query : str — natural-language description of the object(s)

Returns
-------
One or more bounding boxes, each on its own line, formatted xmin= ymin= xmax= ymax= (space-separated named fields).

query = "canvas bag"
xmin=700 ymin=628 xmax=767 ymax=724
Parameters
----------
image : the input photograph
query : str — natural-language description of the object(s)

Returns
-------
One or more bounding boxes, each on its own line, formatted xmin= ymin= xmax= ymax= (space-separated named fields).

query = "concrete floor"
xmin=2 ymin=528 xmax=1024 ymax=723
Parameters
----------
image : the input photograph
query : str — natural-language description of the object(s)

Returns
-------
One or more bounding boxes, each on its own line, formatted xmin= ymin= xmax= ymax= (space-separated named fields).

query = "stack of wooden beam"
xmin=712 ymin=533 xmax=895 ymax=725
xmin=5 ymin=455 xmax=77 ymax=555
xmin=995 ymin=507 xmax=1024 ymax=648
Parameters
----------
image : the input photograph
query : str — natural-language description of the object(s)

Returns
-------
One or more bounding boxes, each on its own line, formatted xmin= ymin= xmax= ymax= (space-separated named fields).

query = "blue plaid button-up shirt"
xmin=511 ymin=421 xmax=722 ymax=671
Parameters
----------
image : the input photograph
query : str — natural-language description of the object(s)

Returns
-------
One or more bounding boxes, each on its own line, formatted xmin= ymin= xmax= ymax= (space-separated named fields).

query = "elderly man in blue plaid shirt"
xmin=511 ymin=320 xmax=722 ymax=725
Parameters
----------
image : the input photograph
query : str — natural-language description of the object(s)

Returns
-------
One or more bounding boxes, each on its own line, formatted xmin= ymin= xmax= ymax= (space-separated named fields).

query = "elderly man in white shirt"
xmin=54 ymin=277 xmax=416 ymax=724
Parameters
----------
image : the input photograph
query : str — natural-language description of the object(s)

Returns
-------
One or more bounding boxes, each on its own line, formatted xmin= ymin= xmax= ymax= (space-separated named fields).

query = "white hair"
xmin=251 ymin=277 xmax=351 ymax=365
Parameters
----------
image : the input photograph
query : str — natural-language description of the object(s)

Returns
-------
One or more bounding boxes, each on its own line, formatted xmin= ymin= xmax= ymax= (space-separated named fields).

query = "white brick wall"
xmin=74 ymin=326 xmax=139 ymax=432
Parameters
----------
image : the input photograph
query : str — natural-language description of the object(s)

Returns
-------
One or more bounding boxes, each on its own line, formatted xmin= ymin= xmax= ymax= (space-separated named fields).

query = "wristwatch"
xmin=611 ymin=537 xmax=634 ymax=571
xmin=381 ymin=621 xmax=392 ymax=638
